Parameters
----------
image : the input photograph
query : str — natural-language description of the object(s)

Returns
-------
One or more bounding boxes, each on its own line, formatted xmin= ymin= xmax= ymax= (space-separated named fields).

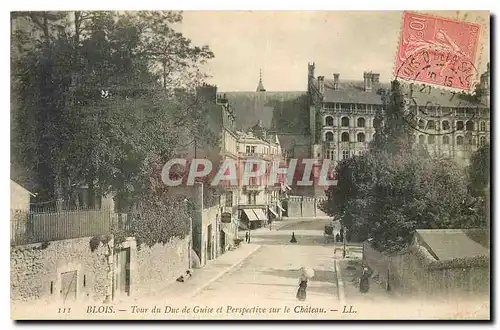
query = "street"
xmin=177 ymin=218 xmax=344 ymax=319
xmin=169 ymin=218 xmax=490 ymax=320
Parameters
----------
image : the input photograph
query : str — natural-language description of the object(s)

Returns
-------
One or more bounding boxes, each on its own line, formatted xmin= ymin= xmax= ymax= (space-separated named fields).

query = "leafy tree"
xmin=468 ymin=143 xmax=490 ymax=197
xmin=322 ymin=80 xmax=479 ymax=252
xmin=11 ymin=11 xmax=217 ymax=245
xmin=465 ymin=143 xmax=491 ymax=227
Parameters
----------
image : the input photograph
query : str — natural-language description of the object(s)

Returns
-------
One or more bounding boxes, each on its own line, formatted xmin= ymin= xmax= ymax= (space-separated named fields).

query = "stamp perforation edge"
xmin=392 ymin=10 xmax=489 ymax=96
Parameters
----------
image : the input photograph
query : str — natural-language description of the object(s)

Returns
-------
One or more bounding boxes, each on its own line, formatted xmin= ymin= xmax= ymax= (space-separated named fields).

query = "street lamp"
xmin=183 ymin=197 xmax=193 ymax=269
xmin=342 ymin=226 xmax=347 ymax=259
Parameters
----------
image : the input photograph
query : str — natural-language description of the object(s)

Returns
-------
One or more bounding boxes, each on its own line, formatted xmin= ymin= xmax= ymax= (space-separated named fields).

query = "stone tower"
xmin=479 ymin=63 xmax=490 ymax=107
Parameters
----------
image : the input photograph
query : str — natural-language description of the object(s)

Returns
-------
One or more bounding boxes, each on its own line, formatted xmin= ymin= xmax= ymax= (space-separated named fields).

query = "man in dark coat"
xmin=290 ymin=232 xmax=297 ymax=243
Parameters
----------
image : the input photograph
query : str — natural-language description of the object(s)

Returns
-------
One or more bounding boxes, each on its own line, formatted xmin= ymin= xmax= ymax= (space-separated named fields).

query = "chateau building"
xmin=307 ymin=62 xmax=491 ymax=172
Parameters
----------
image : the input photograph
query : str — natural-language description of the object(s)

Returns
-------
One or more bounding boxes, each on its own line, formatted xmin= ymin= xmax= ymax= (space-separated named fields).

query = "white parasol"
xmin=300 ymin=266 xmax=315 ymax=279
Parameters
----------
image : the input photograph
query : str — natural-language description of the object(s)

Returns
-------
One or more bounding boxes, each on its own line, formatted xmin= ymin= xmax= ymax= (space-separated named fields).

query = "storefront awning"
xmin=253 ymin=208 xmax=268 ymax=221
xmin=277 ymin=203 xmax=285 ymax=212
xmin=268 ymin=206 xmax=279 ymax=218
xmin=243 ymin=209 xmax=259 ymax=222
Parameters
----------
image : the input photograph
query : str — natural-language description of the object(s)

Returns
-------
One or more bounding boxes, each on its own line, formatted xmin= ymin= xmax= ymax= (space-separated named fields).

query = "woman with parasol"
xmin=296 ymin=267 xmax=314 ymax=301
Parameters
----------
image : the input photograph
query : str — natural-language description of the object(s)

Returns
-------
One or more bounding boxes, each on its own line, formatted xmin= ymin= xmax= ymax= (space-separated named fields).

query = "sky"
xmin=179 ymin=10 xmax=490 ymax=92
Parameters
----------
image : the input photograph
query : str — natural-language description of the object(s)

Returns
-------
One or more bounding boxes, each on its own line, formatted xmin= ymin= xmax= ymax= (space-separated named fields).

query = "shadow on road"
xmin=259 ymin=268 xmax=337 ymax=284
xmin=248 ymin=233 xmax=334 ymax=247
xmin=232 ymin=282 xmax=337 ymax=298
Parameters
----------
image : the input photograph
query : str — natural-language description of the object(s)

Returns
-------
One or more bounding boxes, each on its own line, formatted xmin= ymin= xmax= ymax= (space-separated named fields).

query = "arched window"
xmin=428 ymin=135 xmax=435 ymax=144
xmin=480 ymin=136 xmax=486 ymax=146
xmin=466 ymin=121 xmax=474 ymax=131
xmin=357 ymin=117 xmax=365 ymax=127
xmin=341 ymin=117 xmax=350 ymax=127
xmin=419 ymin=135 xmax=425 ymax=144
xmin=457 ymin=136 xmax=464 ymax=145
xmin=442 ymin=120 xmax=450 ymax=130
xmin=427 ymin=120 xmax=436 ymax=130
xmin=443 ymin=136 xmax=450 ymax=144
xmin=325 ymin=131 xmax=334 ymax=141
xmin=456 ymin=121 xmax=464 ymax=130
xmin=341 ymin=132 xmax=350 ymax=142
xmin=418 ymin=120 xmax=425 ymax=129
xmin=480 ymin=121 xmax=486 ymax=131
xmin=357 ymin=132 xmax=366 ymax=142
xmin=325 ymin=116 xmax=334 ymax=126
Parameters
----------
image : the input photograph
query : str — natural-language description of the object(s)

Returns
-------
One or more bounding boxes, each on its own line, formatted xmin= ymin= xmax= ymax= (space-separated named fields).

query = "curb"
xmin=334 ymin=259 xmax=346 ymax=306
xmin=186 ymin=244 xmax=262 ymax=298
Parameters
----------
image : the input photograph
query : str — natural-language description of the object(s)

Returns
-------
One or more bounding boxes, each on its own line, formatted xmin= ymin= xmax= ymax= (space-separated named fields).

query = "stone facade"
xmin=308 ymin=63 xmax=491 ymax=169
xmin=11 ymin=237 xmax=111 ymax=304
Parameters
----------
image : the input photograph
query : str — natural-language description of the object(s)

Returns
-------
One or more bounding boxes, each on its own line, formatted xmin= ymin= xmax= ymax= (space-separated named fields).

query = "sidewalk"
xmin=120 ymin=243 xmax=261 ymax=304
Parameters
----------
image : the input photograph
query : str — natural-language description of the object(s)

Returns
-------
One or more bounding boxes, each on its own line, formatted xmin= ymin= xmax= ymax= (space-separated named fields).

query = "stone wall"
xmin=301 ymin=197 xmax=316 ymax=217
xmin=287 ymin=197 xmax=302 ymax=217
xmin=133 ymin=236 xmax=190 ymax=297
xmin=284 ymin=196 xmax=329 ymax=218
xmin=363 ymin=242 xmax=490 ymax=296
xmin=11 ymin=237 xmax=111 ymax=304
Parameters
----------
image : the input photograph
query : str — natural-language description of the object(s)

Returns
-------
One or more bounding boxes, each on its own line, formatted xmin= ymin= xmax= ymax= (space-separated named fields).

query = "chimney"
xmin=216 ymin=93 xmax=228 ymax=105
xmin=308 ymin=62 xmax=315 ymax=79
xmin=333 ymin=73 xmax=339 ymax=90
xmin=363 ymin=72 xmax=372 ymax=92
xmin=317 ymin=76 xmax=325 ymax=94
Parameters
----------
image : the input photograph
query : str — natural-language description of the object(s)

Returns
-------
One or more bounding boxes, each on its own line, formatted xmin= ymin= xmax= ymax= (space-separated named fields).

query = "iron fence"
xmin=10 ymin=207 xmax=113 ymax=246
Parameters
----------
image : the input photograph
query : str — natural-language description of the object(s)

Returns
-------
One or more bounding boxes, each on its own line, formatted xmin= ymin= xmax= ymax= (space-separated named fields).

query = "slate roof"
xmin=317 ymin=77 xmax=482 ymax=108
xmin=321 ymin=78 xmax=390 ymax=105
xmin=415 ymin=229 xmax=489 ymax=261
xmin=224 ymin=91 xmax=306 ymax=131
xmin=278 ymin=133 xmax=310 ymax=150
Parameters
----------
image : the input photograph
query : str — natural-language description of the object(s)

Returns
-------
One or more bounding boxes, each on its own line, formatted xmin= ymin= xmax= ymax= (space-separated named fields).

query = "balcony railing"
xmin=239 ymin=152 xmax=278 ymax=161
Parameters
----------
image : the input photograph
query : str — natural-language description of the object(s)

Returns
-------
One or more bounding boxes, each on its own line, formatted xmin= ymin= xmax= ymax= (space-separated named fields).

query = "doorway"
xmin=220 ymin=230 xmax=226 ymax=254
xmin=60 ymin=270 xmax=78 ymax=303
xmin=114 ymin=247 xmax=131 ymax=298
xmin=207 ymin=224 xmax=213 ymax=261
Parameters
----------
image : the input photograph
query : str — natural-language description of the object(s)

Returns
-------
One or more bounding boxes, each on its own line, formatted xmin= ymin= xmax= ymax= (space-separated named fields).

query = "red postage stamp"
xmin=394 ymin=11 xmax=482 ymax=92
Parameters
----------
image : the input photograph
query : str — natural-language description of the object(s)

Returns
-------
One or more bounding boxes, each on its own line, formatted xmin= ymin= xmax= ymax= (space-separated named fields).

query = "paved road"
xmin=189 ymin=219 xmax=342 ymax=317
xmin=278 ymin=218 xmax=332 ymax=231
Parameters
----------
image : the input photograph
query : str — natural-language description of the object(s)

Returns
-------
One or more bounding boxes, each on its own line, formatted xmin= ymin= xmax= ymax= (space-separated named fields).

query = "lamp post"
xmin=184 ymin=197 xmax=193 ymax=270
xmin=342 ymin=225 xmax=347 ymax=259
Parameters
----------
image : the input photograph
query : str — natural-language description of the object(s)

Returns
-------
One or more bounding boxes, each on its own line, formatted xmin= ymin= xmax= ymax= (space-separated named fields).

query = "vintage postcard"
xmin=10 ymin=10 xmax=490 ymax=320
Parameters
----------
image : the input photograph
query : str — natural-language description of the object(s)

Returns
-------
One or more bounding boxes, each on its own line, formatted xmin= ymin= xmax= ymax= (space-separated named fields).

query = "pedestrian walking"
xmin=290 ymin=232 xmax=297 ymax=243
xmin=360 ymin=266 xmax=370 ymax=293
xmin=296 ymin=267 xmax=314 ymax=301
xmin=245 ymin=232 xmax=249 ymax=243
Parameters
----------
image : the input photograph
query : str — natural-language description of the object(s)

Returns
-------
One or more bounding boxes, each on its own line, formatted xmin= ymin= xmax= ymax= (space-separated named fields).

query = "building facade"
xmin=307 ymin=62 xmax=491 ymax=174
xmin=236 ymin=128 xmax=284 ymax=230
